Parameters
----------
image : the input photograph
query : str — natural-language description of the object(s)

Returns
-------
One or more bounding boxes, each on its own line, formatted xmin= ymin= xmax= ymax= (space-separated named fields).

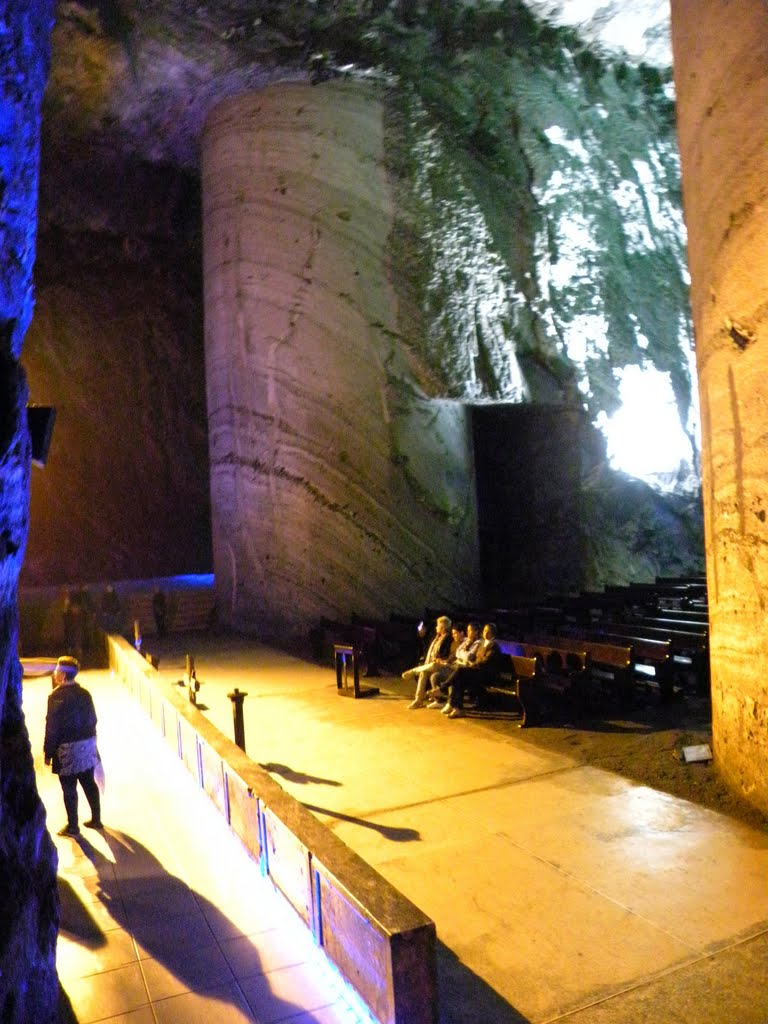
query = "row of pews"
xmin=458 ymin=576 xmax=709 ymax=724
xmin=311 ymin=576 xmax=709 ymax=726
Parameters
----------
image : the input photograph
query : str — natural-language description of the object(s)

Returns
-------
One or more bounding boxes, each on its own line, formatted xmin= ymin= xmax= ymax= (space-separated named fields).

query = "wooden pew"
xmin=524 ymin=634 xmax=640 ymax=710
xmin=556 ymin=626 xmax=674 ymax=703
xmin=599 ymin=620 xmax=709 ymax=695
xmin=499 ymin=639 xmax=589 ymax=722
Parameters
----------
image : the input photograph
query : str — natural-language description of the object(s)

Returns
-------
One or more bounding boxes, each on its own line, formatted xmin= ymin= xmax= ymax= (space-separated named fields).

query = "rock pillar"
xmin=201 ymin=81 xmax=480 ymax=639
xmin=0 ymin=1 xmax=61 ymax=1021
xmin=671 ymin=0 xmax=768 ymax=812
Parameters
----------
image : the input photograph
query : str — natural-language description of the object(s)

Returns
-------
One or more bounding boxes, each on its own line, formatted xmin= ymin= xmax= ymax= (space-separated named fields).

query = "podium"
xmin=334 ymin=644 xmax=379 ymax=698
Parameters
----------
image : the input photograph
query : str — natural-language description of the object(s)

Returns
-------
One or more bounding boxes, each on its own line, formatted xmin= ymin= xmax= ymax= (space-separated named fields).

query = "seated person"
xmin=425 ymin=622 xmax=465 ymax=694
xmin=426 ymin=622 xmax=481 ymax=706
xmin=402 ymin=615 xmax=452 ymax=709
xmin=442 ymin=622 xmax=506 ymax=719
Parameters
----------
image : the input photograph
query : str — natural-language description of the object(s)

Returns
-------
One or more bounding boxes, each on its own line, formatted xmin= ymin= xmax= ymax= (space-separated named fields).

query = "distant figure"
xmin=44 ymin=656 xmax=103 ymax=837
xmin=78 ymin=586 xmax=95 ymax=653
xmin=100 ymin=584 xmax=122 ymax=633
xmin=152 ymin=588 xmax=168 ymax=637
xmin=402 ymin=615 xmax=452 ymax=709
xmin=61 ymin=588 xmax=74 ymax=649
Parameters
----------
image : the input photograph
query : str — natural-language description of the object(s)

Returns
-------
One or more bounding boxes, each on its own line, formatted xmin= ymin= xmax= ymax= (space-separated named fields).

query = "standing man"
xmin=402 ymin=615 xmax=452 ymax=709
xmin=44 ymin=656 xmax=103 ymax=837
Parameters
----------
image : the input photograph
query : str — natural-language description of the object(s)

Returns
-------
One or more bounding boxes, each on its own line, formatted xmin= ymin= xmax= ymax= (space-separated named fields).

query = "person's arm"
xmin=43 ymin=695 xmax=59 ymax=763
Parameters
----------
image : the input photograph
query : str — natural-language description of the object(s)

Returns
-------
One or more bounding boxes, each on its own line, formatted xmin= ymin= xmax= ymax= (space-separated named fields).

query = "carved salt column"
xmin=201 ymin=82 xmax=479 ymax=638
xmin=671 ymin=0 xmax=768 ymax=812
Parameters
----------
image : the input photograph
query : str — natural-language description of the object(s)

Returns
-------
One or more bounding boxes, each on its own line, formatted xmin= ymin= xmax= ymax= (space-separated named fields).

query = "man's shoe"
xmin=57 ymin=825 xmax=80 ymax=837
xmin=448 ymin=708 xmax=465 ymax=718
xmin=84 ymin=819 xmax=104 ymax=829
xmin=426 ymin=700 xmax=442 ymax=709
xmin=407 ymin=699 xmax=425 ymax=709
xmin=440 ymin=703 xmax=453 ymax=714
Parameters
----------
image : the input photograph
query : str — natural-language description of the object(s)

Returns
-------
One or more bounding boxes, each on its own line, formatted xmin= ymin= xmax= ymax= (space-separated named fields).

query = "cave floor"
xmin=25 ymin=633 xmax=768 ymax=1024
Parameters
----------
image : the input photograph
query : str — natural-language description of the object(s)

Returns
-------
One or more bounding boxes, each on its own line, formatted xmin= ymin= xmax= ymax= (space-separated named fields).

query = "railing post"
xmin=227 ymin=687 xmax=248 ymax=751
xmin=185 ymin=653 xmax=200 ymax=704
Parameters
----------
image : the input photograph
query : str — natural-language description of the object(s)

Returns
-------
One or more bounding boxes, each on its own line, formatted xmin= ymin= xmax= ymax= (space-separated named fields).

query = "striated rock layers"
xmin=0 ymin=1 xmax=61 ymax=1020
xmin=202 ymin=82 xmax=480 ymax=637
xmin=671 ymin=0 xmax=768 ymax=814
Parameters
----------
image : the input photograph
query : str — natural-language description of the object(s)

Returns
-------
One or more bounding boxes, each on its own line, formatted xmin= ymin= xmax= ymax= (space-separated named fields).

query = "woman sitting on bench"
xmin=442 ymin=623 xmax=506 ymax=719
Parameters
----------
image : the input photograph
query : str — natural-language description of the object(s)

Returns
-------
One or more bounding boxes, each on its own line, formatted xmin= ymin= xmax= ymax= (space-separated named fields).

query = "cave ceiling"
xmin=45 ymin=1 xmax=672 ymax=169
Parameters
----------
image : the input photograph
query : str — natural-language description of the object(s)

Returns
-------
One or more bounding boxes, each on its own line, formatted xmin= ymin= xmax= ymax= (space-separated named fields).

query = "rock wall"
xmin=671 ymin=0 xmax=768 ymax=814
xmin=26 ymin=2 xmax=705 ymax=616
xmin=0 ymin=2 xmax=61 ymax=1020
xmin=22 ymin=221 xmax=211 ymax=587
xmin=202 ymin=82 xmax=481 ymax=637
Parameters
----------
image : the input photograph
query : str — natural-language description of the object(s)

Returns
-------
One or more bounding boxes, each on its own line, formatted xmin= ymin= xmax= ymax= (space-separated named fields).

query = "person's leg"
xmin=407 ymin=669 xmax=434 ymax=708
xmin=447 ymin=669 xmax=470 ymax=714
xmin=426 ymin=667 xmax=449 ymax=705
xmin=59 ymin=774 xmax=80 ymax=833
xmin=78 ymin=768 xmax=102 ymax=827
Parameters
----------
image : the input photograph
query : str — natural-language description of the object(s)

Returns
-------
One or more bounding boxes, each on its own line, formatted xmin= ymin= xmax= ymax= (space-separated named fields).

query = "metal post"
xmin=227 ymin=687 xmax=248 ymax=751
xmin=185 ymin=653 xmax=200 ymax=705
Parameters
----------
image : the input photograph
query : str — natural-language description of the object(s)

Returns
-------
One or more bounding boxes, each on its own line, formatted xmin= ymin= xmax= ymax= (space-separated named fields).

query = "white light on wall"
xmin=594 ymin=362 xmax=696 ymax=491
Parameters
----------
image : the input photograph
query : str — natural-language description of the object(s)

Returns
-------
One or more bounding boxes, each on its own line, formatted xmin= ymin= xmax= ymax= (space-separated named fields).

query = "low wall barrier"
xmin=106 ymin=635 xmax=437 ymax=1024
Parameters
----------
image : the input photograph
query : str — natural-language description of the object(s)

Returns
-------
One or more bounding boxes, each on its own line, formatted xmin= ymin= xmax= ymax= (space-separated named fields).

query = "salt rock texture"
xmin=203 ymin=82 xmax=480 ymax=637
xmin=22 ymin=226 xmax=211 ymax=586
xmin=672 ymin=0 xmax=768 ymax=814
xmin=27 ymin=1 xmax=703 ymax=611
xmin=0 ymin=1 xmax=61 ymax=1020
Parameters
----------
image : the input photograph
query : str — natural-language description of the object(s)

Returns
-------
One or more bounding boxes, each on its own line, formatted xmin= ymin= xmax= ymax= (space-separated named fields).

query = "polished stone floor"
xmin=24 ymin=635 xmax=768 ymax=1024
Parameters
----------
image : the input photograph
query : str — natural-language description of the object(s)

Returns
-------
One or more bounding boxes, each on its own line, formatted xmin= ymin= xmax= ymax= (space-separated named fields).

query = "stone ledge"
xmin=106 ymin=634 xmax=437 ymax=1024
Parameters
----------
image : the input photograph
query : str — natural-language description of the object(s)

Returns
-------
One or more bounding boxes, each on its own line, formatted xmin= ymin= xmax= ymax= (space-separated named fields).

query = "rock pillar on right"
xmin=671 ymin=0 xmax=768 ymax=813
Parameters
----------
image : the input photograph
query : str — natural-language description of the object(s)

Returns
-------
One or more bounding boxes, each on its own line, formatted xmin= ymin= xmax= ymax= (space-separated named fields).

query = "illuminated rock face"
xmin=0 ymin=1 xmax=60 ymax=1020
xmin=671 ymin=0 xmax=768 ymax=813
xmin=201 ymin=82 xmax=480 ymax=637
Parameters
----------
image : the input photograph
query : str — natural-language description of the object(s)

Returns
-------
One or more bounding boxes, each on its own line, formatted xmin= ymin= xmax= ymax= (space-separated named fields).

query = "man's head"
xmin=451 ymin=624 xmax=466 ymax=643
xmin=482 ymin=622 xmax=497 ymax=641
xmin=53 ymin=655 xmax=80 ymax=686
xmin=467 ymin=622 xmax=481 ymax=641
xmin=436 ymin=615 xmax=452 ymax=635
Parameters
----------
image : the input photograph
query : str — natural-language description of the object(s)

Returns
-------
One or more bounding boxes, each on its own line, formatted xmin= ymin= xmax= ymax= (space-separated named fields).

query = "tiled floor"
xmin=24 ymin=671 xmax=368 ymax=1024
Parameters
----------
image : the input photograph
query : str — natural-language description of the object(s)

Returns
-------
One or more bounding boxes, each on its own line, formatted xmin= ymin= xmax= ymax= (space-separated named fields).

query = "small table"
xmin=334 ymin=644 xmax=380 ymax=698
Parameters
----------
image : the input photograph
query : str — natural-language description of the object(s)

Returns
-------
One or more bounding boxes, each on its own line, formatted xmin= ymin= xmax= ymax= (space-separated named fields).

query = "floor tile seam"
xmin=221 ymin=950 xmax=318 ymax=984
xmin=324 ymin=764 xmax=582 ymax=820
xmin=537 ymin=922 xmax=768 ymax=1024
xmin=237 ymin=973 xmax=342 ymax=1024
xmin=60 ymin=941 xmax=148 ymax=981
xmin=139 ymin=976 xmax=258 ymax=1022
xmin=60 ymin=960 xmax=154 ymax=1023
xmin=489 ymin=835 xmax=706 ymax=953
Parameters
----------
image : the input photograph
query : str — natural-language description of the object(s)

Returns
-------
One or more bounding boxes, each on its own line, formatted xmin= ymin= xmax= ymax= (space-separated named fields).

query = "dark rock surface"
xmin=1 ymin=2 xmax=60 ymax=1020
xmin=25 ymin=1 xmax=703 ymax=598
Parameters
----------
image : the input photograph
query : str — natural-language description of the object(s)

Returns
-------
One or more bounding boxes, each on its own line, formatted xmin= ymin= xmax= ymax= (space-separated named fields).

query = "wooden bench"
xmin=599 ymin=621 xmax=709 ymax=695
xmin=482 ymin=654 xmax=571 ymax=728
xmin=524 ymin=633 xmax=633 ymax=704
xmin=498 ymin=640 xmax=589 ymax=723
xmin=557 ymin=626 xmax=674 ymax=703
